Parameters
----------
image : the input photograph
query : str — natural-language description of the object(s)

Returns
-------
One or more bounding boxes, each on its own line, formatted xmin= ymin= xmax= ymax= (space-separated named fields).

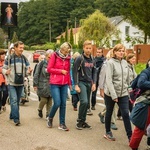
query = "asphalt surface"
xmin=0 ymin=51 xmax=147 ymax=150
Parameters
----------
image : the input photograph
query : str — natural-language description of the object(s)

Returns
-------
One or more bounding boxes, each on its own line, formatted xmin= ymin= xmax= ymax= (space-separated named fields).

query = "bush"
xmin=135 ymin=63 xmax=146 ymax=74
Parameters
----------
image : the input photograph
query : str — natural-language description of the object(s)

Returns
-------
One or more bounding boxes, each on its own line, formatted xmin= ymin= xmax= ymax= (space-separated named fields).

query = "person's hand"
xmin=61 ymin=70 xmax=67 ymax=75
xmin=75 ymin=85 xmax=81 ymax=93
xmin=6 ymin=69 xmax=11 ymax=75
xmin=91 ymin=84 xmax=96 ymax=92
xmin=28 ymin=67 xmax=33 ymax=74
xmin=113 ymin=98 xmax=118 ymax=102
xmin=69 ymin=85 xmax=72 ymax=91
xmin=100 ymin=89 xmax=104 ymax=98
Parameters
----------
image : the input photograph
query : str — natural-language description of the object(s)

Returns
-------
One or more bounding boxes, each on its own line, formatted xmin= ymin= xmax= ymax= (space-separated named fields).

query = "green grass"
xmin=135 ymin=63 xmax=146 ymax=74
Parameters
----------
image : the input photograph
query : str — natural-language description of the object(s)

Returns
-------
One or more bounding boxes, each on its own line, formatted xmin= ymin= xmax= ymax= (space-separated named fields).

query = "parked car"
xmin=33 ymin=50 xmax=46 ymax=63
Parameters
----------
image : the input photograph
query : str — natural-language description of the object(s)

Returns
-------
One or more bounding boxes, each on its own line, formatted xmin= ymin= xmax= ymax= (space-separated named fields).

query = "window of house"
xmin=125 ymin=26 xmax=130 ymax=35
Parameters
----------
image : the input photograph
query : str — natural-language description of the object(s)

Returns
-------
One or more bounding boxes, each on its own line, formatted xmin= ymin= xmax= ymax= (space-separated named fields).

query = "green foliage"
xmin=65 ymin=27 xmax=68 ymax=42
xmin=11 ymin=32 xmax=18 ymax=43
xmin=121 ymin=0 xmax=150 ymax=43
xmin=135 ymin=63 xmax=146 ymax=75
xmin=79 ymin=10 xmax=119 ymax=47
xmin=60 ymin=35 xmax=65 ymax=44
xmin=0 ymin=28 xmax=6 ymax=48
xmin=70 ymin=27 xmax=74 ymax=45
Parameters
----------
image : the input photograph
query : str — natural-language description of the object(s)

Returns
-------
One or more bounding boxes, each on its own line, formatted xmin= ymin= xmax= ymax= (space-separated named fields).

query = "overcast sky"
xmin=0 ymin=0 xmax=29 ymax=3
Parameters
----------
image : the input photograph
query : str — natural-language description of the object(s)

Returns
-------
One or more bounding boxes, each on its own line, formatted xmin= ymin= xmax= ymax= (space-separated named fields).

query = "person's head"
xmin=38 ymin=54 xmax=45 ymax=62
xmin=112 ymin=44 xmax=126 ymax=60
xmin=106 ymin=49 xmax=113 ymax=60
xmin=45 ymin=49 xmax=54 ymax=60
xmin=14 ymin=41 xmax=24 ymax=56
xmin=126 ymin=53 xmax=136 ymax=65
xmin=83 ymin=40 xmax=92 ymax=57
xmin=96 ymin=47 xmax=103 ymax=57
xmin=60 ymin=42 xmax=72 ymax=56
xmin=72 ymin=52 xmax=80 ymax=60
xmin=146 ymin=59 xmax=150 ymax=68
xmin=0 ymin=49 xmax=7 ymax=60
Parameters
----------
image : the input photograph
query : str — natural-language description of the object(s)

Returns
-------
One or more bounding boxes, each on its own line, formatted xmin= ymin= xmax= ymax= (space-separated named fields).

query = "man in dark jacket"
xmin=89 ymin=47 xmax=105 ymax=112
xmin=73 ymin=40 xmax=97 ymax=130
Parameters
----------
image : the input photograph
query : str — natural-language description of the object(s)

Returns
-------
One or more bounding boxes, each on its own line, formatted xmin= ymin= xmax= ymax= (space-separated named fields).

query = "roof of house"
xmin=109 ymin=16 xmax=124 ymax=26
xmin=56 ymin=27 xmax=80 ymax=39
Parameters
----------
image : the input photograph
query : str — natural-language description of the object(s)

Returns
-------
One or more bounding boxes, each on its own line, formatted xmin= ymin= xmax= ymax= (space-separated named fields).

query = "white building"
xmin=110 ymin=16 xmax=147 ymax=48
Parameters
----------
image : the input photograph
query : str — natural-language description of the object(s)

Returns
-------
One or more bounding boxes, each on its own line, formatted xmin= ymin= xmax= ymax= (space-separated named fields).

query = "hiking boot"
xmin=47 ymin=118 xmax=53 ymax=128
xmin=98 ymin=113 xmax=105 ymax=124
xmin=91 ymin=106 xmax=96 ymax=110
xmin=111 ymin=123 xmax=118 ymax=130
xmin=38 ymin=109 xmax=43 ymax=118
xmin=58 ymin=124 xmax=69 ymax=131
xmin=76 ymin=121 xmax=83 ymax=130
xmin=104 ymin=131 xmax=116 ymax=141
xmin=82 ymin=122 xmax=92 ymax=129
xmin=87 ymin=109 xmax=93 ymax=115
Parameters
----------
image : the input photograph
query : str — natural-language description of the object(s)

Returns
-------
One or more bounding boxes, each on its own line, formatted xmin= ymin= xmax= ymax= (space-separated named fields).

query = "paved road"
xmin=0 ymin=51 xmax=147 ymax=150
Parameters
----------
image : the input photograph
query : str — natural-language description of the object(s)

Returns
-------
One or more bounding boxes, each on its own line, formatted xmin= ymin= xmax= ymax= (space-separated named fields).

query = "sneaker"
xmin=73 ymin=107 xmax=77 ymax=111
xmin=76 ymin=121 xmax=83 ymax=130
xmin=87 ymin=109 xmax=93 ymax=115
xmin=38 ymin=109 xmax=43 ymax=118
xmin=82 ymin=122 xmax=92 ymax=129
xmin=91 ymin=106 xmax=95 ymax=110
xmin=104 ymin=131 xmax=116 ymax=141
xmin=111 ymin=123 xmax=118 ymax=130
xmin=14 ymin=120 xmax=21 ymax=126
xmin=47 ymin=118 xmax=53 ymax=128
xmin=98 ymin=113 xmax=105 ymax=124
xmin=58 ymin=124 xmax=69 ymax=131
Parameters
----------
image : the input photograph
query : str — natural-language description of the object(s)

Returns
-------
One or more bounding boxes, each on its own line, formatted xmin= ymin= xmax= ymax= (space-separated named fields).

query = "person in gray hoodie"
xmin=103 ymin=44 xmax=132 ymax=141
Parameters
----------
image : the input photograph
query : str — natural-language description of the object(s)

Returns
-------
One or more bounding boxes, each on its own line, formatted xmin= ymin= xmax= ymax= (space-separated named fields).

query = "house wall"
xmin=112 ymin=21 xmax=144 ymax=49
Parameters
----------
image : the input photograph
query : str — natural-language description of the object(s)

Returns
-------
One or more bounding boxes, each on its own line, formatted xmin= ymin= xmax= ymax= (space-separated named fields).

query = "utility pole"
xmin=49 ymin=21 xmax=51 ymax=42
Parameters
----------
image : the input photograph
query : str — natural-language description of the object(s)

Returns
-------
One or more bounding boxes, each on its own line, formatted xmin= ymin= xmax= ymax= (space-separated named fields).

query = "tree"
xmin=0 ymin=28 xmax=6 ymax=48
xmin=70 ymin=27 xmax=74 ymax=45
xmin=11 ymin=32 xmax=18 ymax=43
xmin=121 ymin=0 xmax=150 ymax=43
xmin=94 ymin=0 xmax=128 ymax=17
xmin=79 ymin=10 xmax=119 ymax=47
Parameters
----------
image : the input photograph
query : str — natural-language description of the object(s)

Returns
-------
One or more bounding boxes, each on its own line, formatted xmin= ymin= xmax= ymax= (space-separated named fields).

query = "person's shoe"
xmin=104 ymin=131 xmax=116 ymax=141
xmin=14 ymin=120 xmax=20 ymax=126
xmin=132 ymin=148 xmax=138 ymax=150
xmin=73 ymin=107 xmax=77 ymax=111
xmin=38 ymin=109 xmax=43 ymax=118
xmin=58 ymin=124 xmax=69 ymax=131
xmin=2 ymin=106 xmax=6 ymax=111
xmin=98 ymin=113 xmax=105 ymax=124
xmin=47 ymin=118 xmax=53 ymax=128
xmin=76 ymin=121 xmax=83 ymax=130
xmin=91 ymin=106 xmax=96 ymax=110
xmin=117 ymin=116 xmax=122 ymax=120
xmin=82 ymin=122 xmax=92 ymax=129
xmin=111 ymin=123 xmax=118 ymax=130
xmin=146 ymin=145 xmax=150 ymax=150
xmin=87 ymin=109 xmax=93 ymax=115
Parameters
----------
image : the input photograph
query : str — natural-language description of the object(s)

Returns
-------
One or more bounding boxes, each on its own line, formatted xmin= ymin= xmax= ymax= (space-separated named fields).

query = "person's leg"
xmin=78 ymin=82 xmax=89 ymax=122
xmin=46 ymin=97 xmax=52 ymax=118
xmin=0 ymin=91 xmax=2 ymax=112
xmin=72 ymin=94 xmax=79 ymax=109
xmin=111 ymin=103 xmax=118 ymax=130
xmin=91 ymin=82 xmax=98 ymax=109
xmin=118 ymin=96 xmax=132 ymax=140
xmin=49 ymin=85 xmax=61 ymax=118
xmin=2 ymin=89 xmax=8 ymax=108
xmin=38 ymin=97 xmax=47 ymax=118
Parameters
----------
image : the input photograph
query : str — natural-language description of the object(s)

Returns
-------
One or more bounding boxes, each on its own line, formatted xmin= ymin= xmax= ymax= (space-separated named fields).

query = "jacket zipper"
xmin=120 ymin=61 xmax=123 ymax=97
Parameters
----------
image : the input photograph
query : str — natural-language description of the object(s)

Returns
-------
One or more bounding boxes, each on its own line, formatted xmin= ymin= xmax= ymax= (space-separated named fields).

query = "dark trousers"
xmin=104 ymin=94 xmax=132 ymax=140
xmin=0 ymin=89 xmax=8 ymax=110
xmin=78 ymin=81 xmax=91 ymax=122
xmin=90 ymin=81 xmax=98 ymax=107
xmin=72 ymin=94 xmax=79 ymax=108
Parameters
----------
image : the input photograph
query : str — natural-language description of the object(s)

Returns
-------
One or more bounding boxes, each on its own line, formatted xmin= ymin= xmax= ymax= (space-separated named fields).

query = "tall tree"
xmin=79 ymin=10 xmax=119 ymax=47
xmin=121 ymin=0 xmax=150 ymax=43
xmin=70 ymin=27 xmax=74 ymax=45
xmin=94 ymin=0 xmax=128 ymax=17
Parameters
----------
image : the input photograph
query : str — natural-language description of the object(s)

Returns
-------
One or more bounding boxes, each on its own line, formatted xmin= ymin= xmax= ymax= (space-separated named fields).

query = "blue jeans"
xmin=104 ymin=94 xmax=132 ymax=140
xmin=8 ymin=85 xmax=23 ymax=123
xmin=49 ymin=84 xmax=68 ymax=125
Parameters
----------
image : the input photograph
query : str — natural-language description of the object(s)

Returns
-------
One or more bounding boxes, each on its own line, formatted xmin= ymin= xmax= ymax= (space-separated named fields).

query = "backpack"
xmin=129 ymin=69 xmax=150 ymax=103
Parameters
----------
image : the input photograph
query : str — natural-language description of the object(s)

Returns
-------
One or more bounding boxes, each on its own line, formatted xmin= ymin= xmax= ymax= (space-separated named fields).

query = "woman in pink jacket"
xmin=47 ymin=42 xmax=71 ymax=131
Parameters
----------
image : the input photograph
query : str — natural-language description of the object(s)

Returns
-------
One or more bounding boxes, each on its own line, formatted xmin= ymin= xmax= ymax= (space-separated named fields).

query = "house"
xmin=56 ymin=27 xmax=80 ymax=45
xmin=110 ymin=16 xmax=147 ymax=48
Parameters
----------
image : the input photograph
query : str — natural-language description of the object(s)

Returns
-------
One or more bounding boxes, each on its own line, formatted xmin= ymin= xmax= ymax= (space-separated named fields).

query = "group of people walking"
xmin=1 ymin=40 xmax=150 ymax=150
